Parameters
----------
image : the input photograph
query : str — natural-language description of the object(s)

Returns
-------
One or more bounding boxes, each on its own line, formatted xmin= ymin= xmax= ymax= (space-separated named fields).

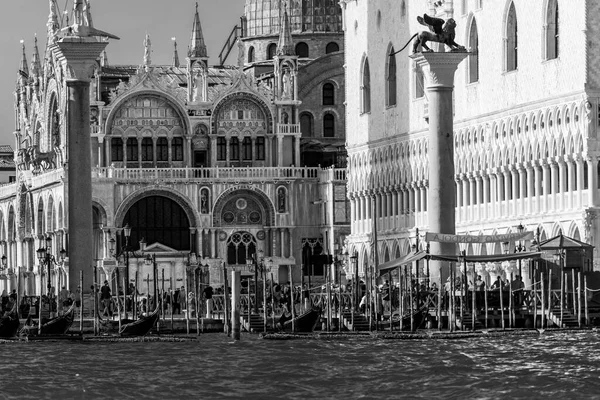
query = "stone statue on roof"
xmin=59 ymin=0 xmax=120 ymax=40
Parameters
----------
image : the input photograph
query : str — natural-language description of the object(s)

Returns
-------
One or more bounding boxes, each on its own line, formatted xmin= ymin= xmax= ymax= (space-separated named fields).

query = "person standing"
xmin=177 ymin=286 xmax=186 ymax=316
xmin=172 ymin=287 xmax=181 ymax=315
xmin=100 ymin=280 xmax=112 ymax=317
xmin=203 ymin=285 xmax=214 ymax=318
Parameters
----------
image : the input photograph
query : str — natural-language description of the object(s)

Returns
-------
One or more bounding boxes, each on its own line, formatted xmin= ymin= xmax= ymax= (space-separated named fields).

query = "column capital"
xmin=410 ymin=51 xmax=469 ymax=89
xmin=50 ymin=40 xmax=108 ymax=82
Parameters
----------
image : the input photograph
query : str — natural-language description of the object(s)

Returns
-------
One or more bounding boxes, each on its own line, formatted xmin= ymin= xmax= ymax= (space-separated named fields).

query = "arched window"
xmin=242 ymin=137 xmax=252 ymax=160
xmin=361 ymin=57 xmax=371 ymax=113
xmin=126 ymin=138 xmax=138 ymax=161
xmin=415 ymin=63 xmax=424 ymax=99
xmin=506 ymin=1 xmax=518 ymax=71
xmin=172 ymin=137 xmax=184 ymax=161
xmin=217 ymin=137 xmax=226 ymax=161
xmin=267 ymin=43 xmax=277 ymax=60
xmin=545 ymin=0 xmax=559 ymax=59
xmin=386 ymin=46 xmax=397 ymax=106
xmin=248 ymin=46 xmax=255 ymax=63
xmin=255 ymin=137 xmax=265 ymax=160
xmin=111 ymin=138 xmax=123 ymax=162
xmin=468 ymin=18 xmax=479 ymax=83
xmin=277 ymin=187 xmax=286 ymax=212
xmin=141 ymin=138 xmax=153 ymax=161
xmin=323 ymin=83 xmax=334 ymax=105
xmin=295 ymin=42 xmax=309 ymax=58
xmin=230 ymin=137 xmax=240 ymax=160
xmin=300 ymin=113 xmax=313 ymax=137
xmin=226 ymin=232 xmax=256 ymax=265
xmin=323 ymin=113 xmax=335 ymax=137
xmin=325 ymin=42 xmax=339 ymax=54
xmin=157 ymin=137 xmax=168 ymax=161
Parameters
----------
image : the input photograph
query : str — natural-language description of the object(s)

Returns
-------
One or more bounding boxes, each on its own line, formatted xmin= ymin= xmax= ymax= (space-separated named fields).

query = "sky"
xmin=0 ymin=0 xmax=247 ymax=146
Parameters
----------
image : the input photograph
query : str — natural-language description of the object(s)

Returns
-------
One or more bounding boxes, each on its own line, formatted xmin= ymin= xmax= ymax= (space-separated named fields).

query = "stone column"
xmin=51 ymin=39 xmax=108 ymax=293
xmin=475 ymin=173 xmax=482 ymax=221
xmin=558 ymin=157 xmax=566 ymax=210
xmin=277 ymin=135 xmax=283 ymax=167
xmin=566 ymin=156 xmax=575 ymax=210
xmin=294 ymin=134 xmax=301 ymax=166
xmin=469 ymin=175 xmax=476 ymax=221
xmin=534 ymin=162 xmax=542 ymax=213
xmin=576 ymin=156 xmax=584 ymax=208
xmin=526 ymin=164 xmax=534 ymax=215
xmin=518 ymin=166 xmax=526 ymax=215
xmin=550 ymin=160 xmax=559 ymax=210
xmin=542 ymin=161 xmax=550 ymax=212
xmin=587 ymin=156 xmax=597 ymax=207
xmin=411 ymin=52 xmax=467 ymax=282
xmin=510 ymin=166 xmax=520 ymax=215
xmin=482 ymin=173 xmax=490 ymax=220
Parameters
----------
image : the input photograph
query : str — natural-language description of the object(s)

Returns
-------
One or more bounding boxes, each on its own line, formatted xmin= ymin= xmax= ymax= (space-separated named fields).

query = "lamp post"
xmin=350 ymin=251 xmax=358 ymax=311
xmin=515 ymin=223 xmax=526 ymax=279
xmin=145 ymin=253 xmax=158 ymax=311
xmin=123 ymin=223 xmax=132 ymax=285
xmin=36 ymin=235 xmax=66 ymax=315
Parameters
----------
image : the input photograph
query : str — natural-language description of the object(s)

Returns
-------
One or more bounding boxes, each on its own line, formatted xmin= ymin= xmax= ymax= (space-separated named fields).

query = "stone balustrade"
xmin=93 ymin=166 xmax=336 ymax=181
xmin=276 ymin=123 xmax=300 ymax=135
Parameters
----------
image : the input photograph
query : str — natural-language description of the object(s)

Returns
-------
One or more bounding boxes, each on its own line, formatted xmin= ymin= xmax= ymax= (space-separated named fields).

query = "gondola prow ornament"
xmin=392 ymin=14 xmax=466 ymax=55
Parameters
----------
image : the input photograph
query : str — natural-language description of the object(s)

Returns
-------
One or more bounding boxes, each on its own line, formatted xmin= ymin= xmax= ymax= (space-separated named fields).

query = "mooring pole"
xmin=232 ymin=270 xmax=241 ymax=340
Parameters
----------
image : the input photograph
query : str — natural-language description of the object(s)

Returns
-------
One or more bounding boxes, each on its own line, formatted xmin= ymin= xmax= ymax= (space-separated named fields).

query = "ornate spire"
xmin=30 ymin=36 xmax=41 ymax=79
xmin=47 ymin=0 xmax=59 ymax=39
xmin=276 ymin=4 xmax=294 ymax=56
xmin=19 ymin=41 xmax=29 ymax=77
xmin=188 ymin=2 xmax=207 ymax=58
xmin=143 ymin=33 xmax=152 ymax=66
xmin=172 ymin=38 xmax=180 ymax=67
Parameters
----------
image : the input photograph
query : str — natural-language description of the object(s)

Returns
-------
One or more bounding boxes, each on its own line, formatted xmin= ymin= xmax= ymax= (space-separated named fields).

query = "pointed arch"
xmin=543 ymin=0 xmax=559 ymax=60
xmin=385 ymin=44 xmax=397 ymax=107
xmin=504 ymin=1 xmax=518 ymax=72
xmin=361 ymin=55 xmax=371 ymax=113
xmin=467 ymin=15 xmax=479 ymax=83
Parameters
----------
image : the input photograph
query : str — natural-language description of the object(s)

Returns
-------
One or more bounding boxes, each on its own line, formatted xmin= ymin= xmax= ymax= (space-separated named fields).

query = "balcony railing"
xmin=276 ymin=123 xmax=300 ymax=135
xmin=93 ymin=166 xmax=333 ymax=181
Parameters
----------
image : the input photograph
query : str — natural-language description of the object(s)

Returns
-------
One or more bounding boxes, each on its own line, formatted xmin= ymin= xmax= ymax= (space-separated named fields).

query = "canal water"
xmin=1 ymin=331 xmax=599 ymax=399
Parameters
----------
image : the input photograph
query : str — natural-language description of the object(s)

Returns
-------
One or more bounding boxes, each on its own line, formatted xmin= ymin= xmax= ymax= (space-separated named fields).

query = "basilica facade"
xmin=2 ymin=0 xmax=348 ymax=295
xmin=342 ymin=0 xmax=600 ymax=286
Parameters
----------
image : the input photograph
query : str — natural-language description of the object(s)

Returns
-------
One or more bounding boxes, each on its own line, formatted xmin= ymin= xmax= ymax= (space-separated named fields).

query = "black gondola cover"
xmin=119 ymin=308 xmax=159 ymax=337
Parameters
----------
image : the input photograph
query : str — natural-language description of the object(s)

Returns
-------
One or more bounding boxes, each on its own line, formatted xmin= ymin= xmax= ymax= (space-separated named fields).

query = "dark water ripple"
xmin=0 ymin=332 xmax=599 ymax=399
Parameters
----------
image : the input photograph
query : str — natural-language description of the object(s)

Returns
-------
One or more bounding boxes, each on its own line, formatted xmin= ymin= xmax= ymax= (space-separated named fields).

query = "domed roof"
xmin=244 ymin=0 xmax=342 ymax=37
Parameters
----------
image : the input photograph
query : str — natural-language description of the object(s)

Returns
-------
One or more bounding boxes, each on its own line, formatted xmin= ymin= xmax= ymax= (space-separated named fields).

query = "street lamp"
xmin=350 ymin=251 xmax=358 ymax=311
xmin=112 ymin=225 xmax=146 ymax=288
xmin=36 ymin=235 xmax=66 ymax=312
xmin=515 ymin=223 xmax=526 ymax=279
xmin=144 ymin=253 xmax=158 ymax=311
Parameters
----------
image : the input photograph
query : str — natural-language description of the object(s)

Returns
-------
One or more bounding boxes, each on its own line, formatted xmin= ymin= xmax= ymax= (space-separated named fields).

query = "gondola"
xmin=0 ymin=305 xmax=20 ymax=338
xmin=119 ymin=307 xmax=159 ymax=337
xmin=280 ymin=307 xmax=321 ymax=333
xmin=40 ymin=304 xmax=76 ymax=335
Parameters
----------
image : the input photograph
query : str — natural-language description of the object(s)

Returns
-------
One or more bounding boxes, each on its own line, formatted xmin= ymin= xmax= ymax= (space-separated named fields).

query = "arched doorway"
xmin=122 ymin=195 xmax=191 ymax=251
